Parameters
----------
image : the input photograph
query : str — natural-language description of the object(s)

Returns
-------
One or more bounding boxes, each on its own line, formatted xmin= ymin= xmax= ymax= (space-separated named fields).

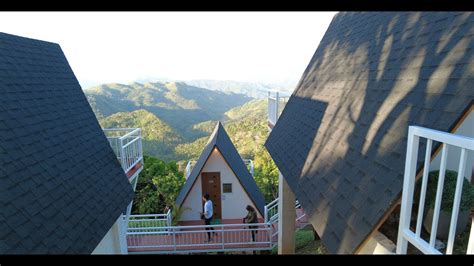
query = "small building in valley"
xmin=175 ymin=122 xmax=265 ymax=224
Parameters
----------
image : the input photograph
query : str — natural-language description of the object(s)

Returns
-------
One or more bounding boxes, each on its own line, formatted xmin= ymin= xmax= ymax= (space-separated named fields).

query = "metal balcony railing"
xmin=127 ymin=210 xmax=173 ymax=234
xmin=103 ymin=128 xmax=143 ymax=178
xmin=243 ymin=159 xmax=254 ymax=176
xmin=267 ymin=91 xmax=290 ymax=130
xmin=185 ymin=160 xmax=197 ymax=179
xmin=397 ymin=126 xmax=474 ymax=254
xmin=127 ymin=222 xmax=273 ymax=254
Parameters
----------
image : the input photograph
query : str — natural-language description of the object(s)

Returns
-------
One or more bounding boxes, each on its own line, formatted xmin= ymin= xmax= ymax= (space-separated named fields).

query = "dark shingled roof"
xmin=0 ymin=32 xmax=134 ymax=254
xmin=265 ymin=12 xmax=474 ymax=254
xmin=176 ymin=122 xmax=265 ymax=215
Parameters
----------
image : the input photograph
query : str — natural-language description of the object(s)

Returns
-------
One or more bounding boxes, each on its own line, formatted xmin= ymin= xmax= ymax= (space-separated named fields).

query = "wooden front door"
xmin=201 ymin=172 xmax=222 ymax=220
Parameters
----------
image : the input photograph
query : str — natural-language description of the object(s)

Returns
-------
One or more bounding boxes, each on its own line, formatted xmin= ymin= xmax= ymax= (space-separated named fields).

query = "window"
xmin=223 ymin=183 xmax=232 ymax=193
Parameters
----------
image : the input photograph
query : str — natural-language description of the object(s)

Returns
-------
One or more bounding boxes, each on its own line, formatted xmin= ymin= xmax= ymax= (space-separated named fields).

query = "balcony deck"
xmin=127 ymin=234 xmax=272 ymax=253
xmin=103 ymin=128 xmax=143 ymax=181
xmin=126 ymin=162 xmax=143 ymax=179
xmin=127 ymin=208 xmax=308 ymax=254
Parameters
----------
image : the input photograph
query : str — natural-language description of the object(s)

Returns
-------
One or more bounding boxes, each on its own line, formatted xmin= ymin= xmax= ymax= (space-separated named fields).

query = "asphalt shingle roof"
xmin=265 ymin=12 xmax=474 ymax=254
xmin=0 ymin=32 xmax=134 ymax=254
xmin=176 ymin=122 xmax=266 ymax=215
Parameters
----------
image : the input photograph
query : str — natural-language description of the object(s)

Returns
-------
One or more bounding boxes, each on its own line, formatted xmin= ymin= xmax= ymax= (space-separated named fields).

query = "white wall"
xmin=357 ymin=231 xmax=396 ymax=254
xmin=92 ymin=215 xmax=127 ymax=254
xmin=180 ymin=147 xmax=262 ymax=221
xmin=429 ymin=110 xmax=474 ymax=181
xmin=180 ymin=172 xmax=203 ymax=221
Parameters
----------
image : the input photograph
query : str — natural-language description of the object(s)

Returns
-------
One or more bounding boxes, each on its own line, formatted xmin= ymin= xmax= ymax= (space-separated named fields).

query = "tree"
xmin=253 ymin=147 xmax=279 ymax=203
xmin=132 ymin=155 xmax=185 ymax=214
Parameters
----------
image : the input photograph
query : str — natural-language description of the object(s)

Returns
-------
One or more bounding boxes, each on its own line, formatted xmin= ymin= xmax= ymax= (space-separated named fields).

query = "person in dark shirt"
xmin=243 ymin=205 xmax=258 ymax=242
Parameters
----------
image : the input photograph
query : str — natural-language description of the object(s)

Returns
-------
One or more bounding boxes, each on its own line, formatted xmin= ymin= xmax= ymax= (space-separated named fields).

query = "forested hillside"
xmin=86 ymin=82 xmax=269 ymax=163
xmin=85 ymin=80 xmax=280 ymax=211
xmin=86 ymin=81 xmax=251 ymax=140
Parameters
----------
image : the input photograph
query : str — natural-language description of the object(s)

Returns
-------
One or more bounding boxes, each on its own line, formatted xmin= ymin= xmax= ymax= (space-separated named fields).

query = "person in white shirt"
xmin=201 ymin=193 xmax=215 ymax=242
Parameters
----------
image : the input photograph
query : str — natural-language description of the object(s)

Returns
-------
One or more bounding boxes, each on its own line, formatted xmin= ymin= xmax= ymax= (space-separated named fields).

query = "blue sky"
xmin=0 ymin=12 xmax=336 ymax=89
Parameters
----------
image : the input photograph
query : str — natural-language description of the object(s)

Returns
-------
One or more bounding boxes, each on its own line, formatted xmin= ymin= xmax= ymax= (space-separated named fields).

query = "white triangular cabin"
xmin=175 ymin=122 xmax=266 ymax=225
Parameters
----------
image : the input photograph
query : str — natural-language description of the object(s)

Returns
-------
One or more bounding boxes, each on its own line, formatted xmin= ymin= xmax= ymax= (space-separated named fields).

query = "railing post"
xmin=275 ymin=91 xmax=279 ymax=120
xmin=118 ymin=138 xmax=124 ymax=171
xmin=268 ymin=91 xmax=271 ymax=125
xmin=221 ymin=225 xmax=225 ymax=251
xmin=167 ymin=209 xmax=172 ymax=236
xmin=185 ymin=161 xmax=190 ymax=179
xmin=267 ymin=224 xmax=270 ymax=248
xmin=264 ymin=205 xmax=268 ymax=223
xmin=396 ymin=126 xmax=419 ymax=254
xmin=138 ymin=128 xmax=143 ymax=162
xmin=250 ymin=160 xmax=254 ymax=176
xmin=117 ymin=214 xmax=128 ymax=254
xmin=429 ymin=144 xmax=449 ymax=248
xmin=446 ymin=148 xmax=468 ymax=254
xmin=173 ymin=227 xmax=177 ymax=252
xmin=415 ymin=139 xmax=433 ymax=237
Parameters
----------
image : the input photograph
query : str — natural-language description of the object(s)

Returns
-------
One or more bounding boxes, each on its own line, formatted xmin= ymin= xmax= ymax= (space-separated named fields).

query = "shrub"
xmin=170 ymin=204 xmax=190 ymax=226
xmin=423 ymin=170 xmax=474 ymax=212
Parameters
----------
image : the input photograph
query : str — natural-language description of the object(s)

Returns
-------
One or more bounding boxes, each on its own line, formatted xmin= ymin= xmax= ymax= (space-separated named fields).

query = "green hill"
xmin=99 ymin=109 xmax=182 ymax=161
xmin=93 ymin=90 xmax=279 ymax=207
xmin=175 ymin=99 xmax=268 ymax=161
xmin=224 ymin=99 xmax=267 ymax=121
xmin=86 ymin=81 xmax=269 ymax=162
xmin=86 ymin=81 xmax=252 ymax=140
xmin=175 ymin=118 xmax=267 ymax=161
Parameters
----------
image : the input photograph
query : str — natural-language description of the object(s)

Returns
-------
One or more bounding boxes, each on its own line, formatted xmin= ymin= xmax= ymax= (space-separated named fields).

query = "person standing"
xmin=243 ymin=205 xmax=258 ymax=242
xmin=201 ymin=193 xmax=215 ymax=242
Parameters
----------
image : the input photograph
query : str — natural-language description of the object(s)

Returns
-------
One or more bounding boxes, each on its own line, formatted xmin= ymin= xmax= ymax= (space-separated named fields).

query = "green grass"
xmin=295 ymin=229 xmax=316 ymax=250
xmin=271 ymin=229 xmax=326 ymax=254
xmin=128 ymin=219 xmax=168 ymax=228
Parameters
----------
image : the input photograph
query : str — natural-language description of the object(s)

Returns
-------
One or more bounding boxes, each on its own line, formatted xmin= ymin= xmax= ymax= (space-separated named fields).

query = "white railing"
xmin=185 ymin=160 xmax=196 ymax=179
xmin=126 ymin=197 xmax=308 ymax=253
xmin=103 ymin=128 xmax=143 ymax=175
xmin=264 ymin=198 xmax=279 ymax=224
xmin=127 ymin=222 xmax=273 ymax=254
xmin=268 ymin=91 xmax=279 ymax=128
xmin=243 ymin=159 xmax=254 ymax=176
xmin=264 ymin=198 xmax=279 ymax=243
xmin=264 ymin=197 xmax=308 ymax=246
xmin=397 ymin=126 xmax=474 ymax=254
xmin=264 ymin=198 xmax=306 ymax=224
xmin=295 ymin=199 xmax=301 ymax=209
xmin=295 ymin=200 xmax=307 ymax=224
xmin=127 ymin=211 xmax=172 ymax=233
xmin=268 ymin=91 xmax=290 ymax=129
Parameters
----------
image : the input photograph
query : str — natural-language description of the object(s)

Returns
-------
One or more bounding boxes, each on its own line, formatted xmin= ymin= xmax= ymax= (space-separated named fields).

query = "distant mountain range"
xmin=182 ymin=79 xmax=294 ymax=99
xmin=85 ymin=81 xmax=269 ymax=162
xmin=133 ymin=78 xmax=296 ymax=99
